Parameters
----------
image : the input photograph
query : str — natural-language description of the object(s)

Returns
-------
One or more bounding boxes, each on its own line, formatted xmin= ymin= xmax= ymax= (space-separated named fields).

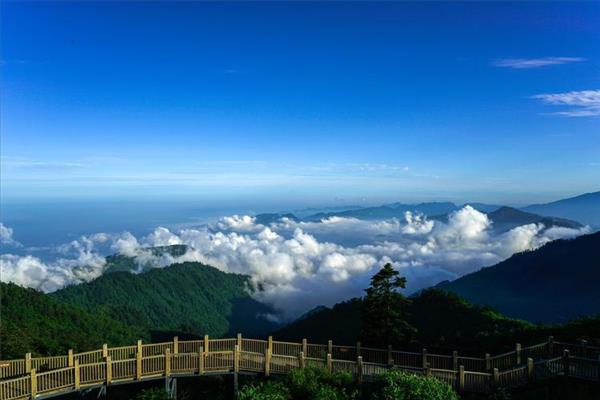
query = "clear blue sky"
xmin=2 ymin=1 xmax=599 ymax=205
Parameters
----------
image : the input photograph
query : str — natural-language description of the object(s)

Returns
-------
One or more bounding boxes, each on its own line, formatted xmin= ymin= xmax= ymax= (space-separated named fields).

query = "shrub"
xmin=372 ymin=369 xmax=459 ymax=400
xmin=238 ymin=381 xmax=291 ymax=400
xmin=133 ymin=388 xmax=170 ymax=400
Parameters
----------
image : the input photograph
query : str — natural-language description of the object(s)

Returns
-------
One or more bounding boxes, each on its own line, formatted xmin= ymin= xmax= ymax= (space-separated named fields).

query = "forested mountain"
xmin=273 ymin=289 xmax=600 ymax=355
xmin=52 ymin=262 xmax=279 ymax=339
xmin=437 ymin=231 xmax=600 ymax=323
xmin=273 ymin=290 xmax=536 ymax=354
xmin=0 ymin=282 xmax=145 ymax=359
xmin=522 ymin=191 xmax=600 ymax=227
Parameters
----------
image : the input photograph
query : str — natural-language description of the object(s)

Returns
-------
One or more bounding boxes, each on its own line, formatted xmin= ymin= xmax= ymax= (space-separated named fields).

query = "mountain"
xmin=52 ymin=261 xmax=280 ymax=339
xmin=273 ymin=290 xmax=537 ymax=354
xmin=522 ymin=191 xmax=600 ymax=227
xmin=0 ymin=282 xmax=145 ymax=358
xmin=305 ymin=202 xmax=459 ymax=221
xmin=104 ymin=244 xmax=188 ymax=273
xmin=254 ymin=213 xmax=300 ymax=225
xmin=486 ymin=206 xmax=582 ymax=233
xmin=437 ymin=231 xmax=600 ymax=323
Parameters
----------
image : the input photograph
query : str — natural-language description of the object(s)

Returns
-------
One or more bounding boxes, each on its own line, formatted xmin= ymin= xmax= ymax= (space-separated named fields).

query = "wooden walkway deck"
xmin=1 ymin=335 xmax=599 ymax=399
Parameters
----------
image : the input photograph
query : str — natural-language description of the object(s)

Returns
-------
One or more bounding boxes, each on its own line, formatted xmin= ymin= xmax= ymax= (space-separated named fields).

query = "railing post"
xmin=458 ymin=365 xmax=465 ymax=393
xmin=527 ymin=358 xmax=534 ymax=382
xmin=298 ymin=351 xmax=306 ymax=369
xmin=357 ymin=356 xmax=363 ymax=384
xmin=422 ymin=348 xmax=428 ymax=368
xmin=328 ymin=340 xmax=333 ymax=356
xmin=264 ymin=348 xmax=271 ymax=377
xmin=452 ymin=351 xmax=458 ymax=371
xmin=268 ymin=336 xmax=273 ymax=353
xmin=173 ymin=336 xmax=179 ymax=354
xmin=105 ymin=356 xmax=112 ymax=385
xmin=204 ymin=335 xmax=209 ymax=354
xmin=136 ymin=349 xmax=143 ymax=380
xmin=137 ymin=339 xmax=143 ymax=356
xmin=356 ymin=341 xmax=361 ymax=357
xmin=563 ymin=349 xmax=570 ymax=377
xmin=516 ymin=343 xmax=521 ymax=365
xmin=302 ymin=338 xmax=307 ymax=356
xmin=102 ymin=344 xmax=108 ymax=358
xmin=234 ymin=345 xmax=240 ymax=373
xmin=327 ymin=353 xmax=332 ymax=373
xmin=68 ymin=349 xmax=74 ymax=367
xmin=30 ymin=368 xmax=37 ymax=399
xmin=165 ymin=349 xmax=171 ymax=377
xmin=74 ymin=359 xmax=80 ymax=390
xmin=237 ymin=333 xmax=242 ymax=352
xmin=485 ymin=353 xmax=491 ymax=371
xmin=25 ymin=353 xmax=32 ymax=373
xmin=388 ymin=345 xmax=394 ymax=366
xmin=548 ymin=336 xmax=554 ymax=357
xmin=425 ymin=366 xmax=432 ymax=377
xmin=199 ymin=346 xmax=204 ymax=375
xmin=581 ymin=339 xmax=588 ymax=357
xmin=493 ymin=368 xmax=499 ymax=388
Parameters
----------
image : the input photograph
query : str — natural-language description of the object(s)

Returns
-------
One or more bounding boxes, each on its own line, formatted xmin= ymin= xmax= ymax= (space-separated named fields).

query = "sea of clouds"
xmin=0 ymin=206 xmax=590 ymax=319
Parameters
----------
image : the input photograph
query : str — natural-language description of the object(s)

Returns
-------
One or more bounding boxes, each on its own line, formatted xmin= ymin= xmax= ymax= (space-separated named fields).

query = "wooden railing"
xmin=1 ymin=335 xmax=599 ymax=400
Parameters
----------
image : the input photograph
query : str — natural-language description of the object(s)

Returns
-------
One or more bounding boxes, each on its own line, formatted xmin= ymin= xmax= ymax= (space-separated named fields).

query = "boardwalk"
xmin=1 ymin=335 xmax=599 ymax=399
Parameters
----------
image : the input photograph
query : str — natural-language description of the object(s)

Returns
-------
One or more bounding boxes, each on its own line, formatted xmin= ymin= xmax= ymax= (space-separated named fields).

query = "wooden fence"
xmin=1 ymin=335 xmax=599 ymax=400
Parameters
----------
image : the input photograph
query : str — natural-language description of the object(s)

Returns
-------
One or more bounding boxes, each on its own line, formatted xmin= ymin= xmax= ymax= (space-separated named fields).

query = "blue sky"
xmin=1 ymin=1 xmax=599 ymax=206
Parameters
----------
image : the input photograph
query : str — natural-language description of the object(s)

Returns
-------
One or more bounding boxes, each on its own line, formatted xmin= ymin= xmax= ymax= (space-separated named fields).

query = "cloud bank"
xmin=0 ymin=207 xmax=591 ymax=318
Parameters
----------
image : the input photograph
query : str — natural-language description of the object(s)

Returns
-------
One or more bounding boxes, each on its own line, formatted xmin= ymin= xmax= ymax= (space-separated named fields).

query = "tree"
xmin=361 ymin=263 xmax=416 ymax=347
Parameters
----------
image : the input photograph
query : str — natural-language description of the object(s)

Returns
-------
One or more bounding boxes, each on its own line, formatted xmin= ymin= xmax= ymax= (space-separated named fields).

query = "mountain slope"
xmin=52 ymin=261 xmax=279 ymax=339
xmin=305 ymin=202 xmax=459 ymax=221
xmin=437 ymin=231 xmax=600 ymax=323
xmin=0 ymin=282 xmax=146 ymax=358
xmin=523 ymin=191 xmax=600 ymax=227
xmin=486 ymin=206 xmax=582 ymax=232
xmin=273 ymin=290 xmax=534 ymax=354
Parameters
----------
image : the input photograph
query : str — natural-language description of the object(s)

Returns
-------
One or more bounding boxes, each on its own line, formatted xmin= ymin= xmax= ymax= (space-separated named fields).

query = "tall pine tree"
xmin=361 ymin=263 xmax=416 ymax=347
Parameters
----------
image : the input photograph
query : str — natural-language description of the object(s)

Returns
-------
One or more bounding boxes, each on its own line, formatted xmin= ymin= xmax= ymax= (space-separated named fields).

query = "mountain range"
xmin=253 ymin=191 xmax=599 ymax=230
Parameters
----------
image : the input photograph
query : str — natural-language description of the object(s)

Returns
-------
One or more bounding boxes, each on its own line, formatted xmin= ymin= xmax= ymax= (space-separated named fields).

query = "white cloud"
xmin=0 ymin=223 xmax=21 ymax=247
xmin=532 ymin=89 xmax=600 ymax=117
xmin=0 ymin=209 xmax=591 ymax=319
xmin=493 ymin=57 xmax=585 ymax=69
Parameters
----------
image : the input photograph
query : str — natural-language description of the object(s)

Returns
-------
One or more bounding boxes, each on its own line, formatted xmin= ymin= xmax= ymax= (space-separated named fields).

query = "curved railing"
xmin=1 ymin=335 xmax=599 ymax=400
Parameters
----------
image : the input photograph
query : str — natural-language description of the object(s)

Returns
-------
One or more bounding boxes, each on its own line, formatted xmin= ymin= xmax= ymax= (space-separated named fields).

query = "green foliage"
xmin=361 ymin=263 xmax=416 ymax=347
xmin=239 ymin=368 xmax=358 ymax=400
xmin=133 ymin=388 xmax=170 ymax=400
xmin=287 ymin=367 xmax=357 ymax=400
xmin=238 ymin=381 xmax=291 ymax=400
xmin=0 ymin=282 xmax=145 ymax=359
xmin=371 ymin=369 xmax=459 ymax=400
xmin=52 ymin=261 xmax=277 ymax=338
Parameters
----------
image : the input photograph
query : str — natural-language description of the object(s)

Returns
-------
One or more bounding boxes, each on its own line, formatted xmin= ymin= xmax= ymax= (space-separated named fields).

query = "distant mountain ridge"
xmin=436 ymin=231 xmax=600 ymax=323
xmin=522 ymin=191 xmax=600 ymax=227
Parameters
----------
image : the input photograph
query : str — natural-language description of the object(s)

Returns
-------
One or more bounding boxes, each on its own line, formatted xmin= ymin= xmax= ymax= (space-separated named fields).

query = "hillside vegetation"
xmin=52 ymin=262 xmax=279 ymax=340
xmin=437 ymin=231 xmax=600 ymax=323
xmin=0 ymin=282 xmax=145 ymax=358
